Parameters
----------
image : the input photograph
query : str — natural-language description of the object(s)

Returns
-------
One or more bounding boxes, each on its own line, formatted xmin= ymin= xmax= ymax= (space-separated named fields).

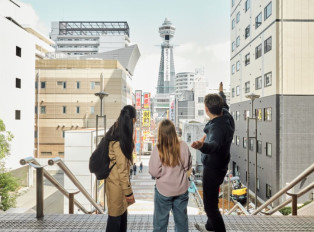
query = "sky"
xmin=17 ymin=0 xmax=231 ymax=95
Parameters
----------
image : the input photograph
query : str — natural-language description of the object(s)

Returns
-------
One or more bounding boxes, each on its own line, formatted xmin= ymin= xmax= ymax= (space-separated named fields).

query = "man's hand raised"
xmin=191 ymin=135 xmax=206 ymax=150
xmin=219 ymin=82 xmax=223 ymax=92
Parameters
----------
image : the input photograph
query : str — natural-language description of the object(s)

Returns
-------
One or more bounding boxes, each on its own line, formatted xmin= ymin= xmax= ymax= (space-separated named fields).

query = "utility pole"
xmin=245 ymin=93 xmax=260 ymax=212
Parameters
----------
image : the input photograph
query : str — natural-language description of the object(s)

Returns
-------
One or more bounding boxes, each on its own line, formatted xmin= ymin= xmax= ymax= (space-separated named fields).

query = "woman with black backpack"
xmin=104 ymin=105 xmax=136 ymax=232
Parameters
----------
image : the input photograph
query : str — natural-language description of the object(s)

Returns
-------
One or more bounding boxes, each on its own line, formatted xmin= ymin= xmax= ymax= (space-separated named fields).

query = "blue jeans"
xmin=153 ymin=187 xmax=189 ymax=232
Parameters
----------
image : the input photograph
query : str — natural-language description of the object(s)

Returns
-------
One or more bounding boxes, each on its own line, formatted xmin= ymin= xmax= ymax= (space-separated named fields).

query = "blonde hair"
xmin=157 ymin=119 xmax=180 ymax=167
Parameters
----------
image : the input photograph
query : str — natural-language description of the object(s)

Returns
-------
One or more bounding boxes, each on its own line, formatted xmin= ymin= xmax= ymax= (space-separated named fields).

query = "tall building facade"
xmin=50 ymin=21 xmax=130 ymax=56
xmin=175 ymin=72 xmax=195 ymax=96
xmin=230 ymin=0 xmax=314 ymax=203
xmin=0 ymin=0 xmax=54 ymax=170
xmin=35 ymin=58 xmax=139 ymax=158
xmin=157 ymin=18 xmax=176 ymax=94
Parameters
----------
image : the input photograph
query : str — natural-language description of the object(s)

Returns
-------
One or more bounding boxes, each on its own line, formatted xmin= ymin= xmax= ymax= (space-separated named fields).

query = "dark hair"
xmin=204 ymin=94 xmax=224 ymax=115
xmin=117 ymin=105 xmax=136 ymax=162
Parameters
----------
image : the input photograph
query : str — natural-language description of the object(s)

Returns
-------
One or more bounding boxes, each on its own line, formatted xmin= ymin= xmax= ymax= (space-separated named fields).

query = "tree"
xmin=0 ymin=119 xmax=19 ymax=211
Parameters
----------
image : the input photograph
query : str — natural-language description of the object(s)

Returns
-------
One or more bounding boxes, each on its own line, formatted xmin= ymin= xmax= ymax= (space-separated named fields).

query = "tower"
xmin=157 ymin=18 xmax=176 ymax=94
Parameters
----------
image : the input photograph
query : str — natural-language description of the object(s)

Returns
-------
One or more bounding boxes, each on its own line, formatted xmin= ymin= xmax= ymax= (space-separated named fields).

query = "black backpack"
xmin=89 ymin=133 xmax=117 ymax=180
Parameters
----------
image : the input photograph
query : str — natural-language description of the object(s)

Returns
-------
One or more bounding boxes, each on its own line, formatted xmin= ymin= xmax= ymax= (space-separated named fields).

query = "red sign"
xmin=135 ymin=90 xmax=142 ymax=110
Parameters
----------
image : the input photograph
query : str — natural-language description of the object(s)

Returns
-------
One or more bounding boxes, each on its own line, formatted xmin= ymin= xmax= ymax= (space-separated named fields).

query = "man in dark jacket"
xmin=192 ymin=82 xmax=235 ymax=232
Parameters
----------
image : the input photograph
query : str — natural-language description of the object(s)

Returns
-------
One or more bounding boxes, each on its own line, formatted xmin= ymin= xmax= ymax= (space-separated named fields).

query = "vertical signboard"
xmin=169 ymin=95 xmax=176 ymax=123
xmin=135 ymin=90 xmax=142 ymax=110
xmin=142 ymin=110 xmax=150 ymax=127
xmin=136 ymin=128 xmax=140 ymax=153
xmin=143 ymin=92 xmax=151 ymax=109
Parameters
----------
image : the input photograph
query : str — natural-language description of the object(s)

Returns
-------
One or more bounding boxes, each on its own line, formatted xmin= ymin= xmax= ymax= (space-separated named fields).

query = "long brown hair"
xmin=157 ymin=119 xmax=180 ymax=167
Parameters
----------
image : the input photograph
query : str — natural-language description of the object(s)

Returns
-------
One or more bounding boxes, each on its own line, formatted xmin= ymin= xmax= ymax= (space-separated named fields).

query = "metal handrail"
xmin=227 ymin=201 xmax=249 ymax=215
xmin=266 ymin=182 xmax=314 ymax=215
xmin=20 ymin=157 xmax=89 ymax=216
xmin=252 ymin=163 xmax=314 ymax=215
xmin=48 ymin=157 xmax=104 ymax=214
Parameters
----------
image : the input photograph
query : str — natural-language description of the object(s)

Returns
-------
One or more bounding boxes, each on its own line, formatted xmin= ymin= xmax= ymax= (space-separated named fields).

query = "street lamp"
xmin=245 ymin=93 xmax=260 ymax=212
xmin=94 ymin=73 xmax=109 ymax=211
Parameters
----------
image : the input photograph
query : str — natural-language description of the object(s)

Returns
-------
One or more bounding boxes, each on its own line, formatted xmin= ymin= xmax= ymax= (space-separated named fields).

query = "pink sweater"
xmin=149 ymin=141 xmax=192 ymax=197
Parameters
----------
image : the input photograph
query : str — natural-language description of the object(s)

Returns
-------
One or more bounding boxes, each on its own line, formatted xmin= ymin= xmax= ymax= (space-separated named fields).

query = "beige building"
xmin=230 ymin=0 xmax=314 ymax=203
xmin=35 ymin=59 xmax=136 ymax=158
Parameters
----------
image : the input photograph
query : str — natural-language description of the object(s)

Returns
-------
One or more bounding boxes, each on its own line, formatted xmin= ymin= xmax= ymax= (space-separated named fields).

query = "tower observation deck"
xmin=157 ymin=18 xmax=176 ymax=94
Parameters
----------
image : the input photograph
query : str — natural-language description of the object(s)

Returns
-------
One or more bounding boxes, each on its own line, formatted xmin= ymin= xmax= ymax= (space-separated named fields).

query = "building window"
xmin=15 ymin=110 xmax=21 ymax=120
xmin=16 ymin=78 xmax=21 ymax=88
xmin=34 ymin=131 xmax=37 ymax=138
xmin=90 ymin=81 xmax=100 ymax=90
xmin=35 ymin=106 xmax=37 ymax=114
xmin=62 ymin=131 xmax=65 ymax=138
xmin=245 ymin=0 xmax=250 ymax=12
xmin=266 ymin=142 xmax=272 ymax=156
xmin=232 ymin=64 xmax=235 ymax=74
xmin=265 ymin=72 xmax=272 ymax=87
xmin=57 ymin=81 xmax=67 ymax=89
xmin=255 ymin=12 xmax=262 ymax=29
xmin=257 ymin=140 xmax=262 ymax=153
xmin=41 ymin=81 xmax=46 ymax=89
xmin=236 ymin=36 xmax=240 ymax=47
xmin=41 ymin=152 xmax=52 ymax=156
xmin=90 ymin=106 xmax=95 ymax=114
xmin=236 ymin=12 xmax=240 ymax=23
xmin=198 ymin=97 xmax=204 ymax=103
xmin=244 ymin=110 xmax=250 ymax=120
xmin=255 ymin=76 xmax=262 ymax=90
xmin=232 ymin=88 xmax=235 ymax=97
xmin=236 ymin=86 xmax=240 ymax=96
xmin=232 ymin=136 xmax=235 ymax=144
xmin=243 ymin=137 xmax=247 ymax=148
xmin=232 ymin=18 xmax=235 ymax=29
xmin=16 ymin=46 xmax=21 ymax=57
xmin=232 ymin=41 xmax=236 ymax=51
xmin=236 ymin=136 xmax=240 ymax=146
xmin=266 ymin=183 xmax=272 ymax=198
xmin=58 ymin=152 xmax=64 ymax=156
xmin=264 ymin=107 xmax=272 ymax=121
xmin=249 ymin=138 xmax=254 ymax=151
xmin=245 ymin=81 xmax=250 ymax=93
xmin=256 ymin=108 xmax=262 ymax=120
xmin=232 ymin=0 xmax=235 ymax=7
xmin=76 ymin=106 xmax=80 ymax=114
xmin=187 ymin=133 xmax=191 ymax=142
xmin=255 ymin=44 xmax=262 ymax=59
xmin=62 ymin=106 xmax=67 ymax=114
xmin=236 ymin=111 xmax=240 ymax=120
xmin=76 ymin=81 xmax=80 ymax=89
xmin=198 ymin=110 xmax=204 ymax=116
xmin=264 ymin=36 xmax=272 ymax=53
xmin=245 ymin=53 xmax=250 ymax=66
xmin=245 ymin=25 xmax=250 ymax=39
xmin=264 ymin=1 xmax=272 ymax=20
xmin=236 ymin=61 xmax=240 ymax=71
xmin=40 ymin=106 xmax=46 ymax=114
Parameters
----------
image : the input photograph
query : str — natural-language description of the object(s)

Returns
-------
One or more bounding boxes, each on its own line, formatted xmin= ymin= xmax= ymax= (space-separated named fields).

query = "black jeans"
xmin=106 ymin=210 xmax=127 ymax=232
xmin=202 ymin=166 xmax=227 ymax=232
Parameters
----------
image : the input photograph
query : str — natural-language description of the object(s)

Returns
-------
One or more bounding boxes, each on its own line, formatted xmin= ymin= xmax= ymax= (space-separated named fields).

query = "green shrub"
xmin=0 ymin=119 xmax=20 ymax=211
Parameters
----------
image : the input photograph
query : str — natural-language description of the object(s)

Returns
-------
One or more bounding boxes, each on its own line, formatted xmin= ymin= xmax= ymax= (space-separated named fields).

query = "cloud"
xmin=132 ymin=41 xmax=231 ymax=95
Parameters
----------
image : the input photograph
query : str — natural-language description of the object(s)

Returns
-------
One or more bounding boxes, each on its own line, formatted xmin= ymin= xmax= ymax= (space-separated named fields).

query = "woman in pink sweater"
xmin=149 ymin=119 xmax=192 ymax=232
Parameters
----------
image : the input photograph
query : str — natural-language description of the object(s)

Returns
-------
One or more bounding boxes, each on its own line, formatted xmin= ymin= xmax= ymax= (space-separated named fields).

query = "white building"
xmin=0 ymin=0 xmax=54 ymax=171
xmin=50 ymin=21 xmax=130 ymax=56
xmin=175 ymin=72 xmax=195 ymax=96
xmin=229 ymin=0 xmax=314 ymax=203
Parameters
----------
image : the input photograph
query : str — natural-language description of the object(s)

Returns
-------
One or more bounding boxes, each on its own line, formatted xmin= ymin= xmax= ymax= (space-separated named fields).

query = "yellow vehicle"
xmin=231 ymin=176 xmax=247 ymax=203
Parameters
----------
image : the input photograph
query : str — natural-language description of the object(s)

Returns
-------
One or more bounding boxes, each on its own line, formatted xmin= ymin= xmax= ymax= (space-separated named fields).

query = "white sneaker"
xmin=194 ymin=223 xmax=213 ymax=232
